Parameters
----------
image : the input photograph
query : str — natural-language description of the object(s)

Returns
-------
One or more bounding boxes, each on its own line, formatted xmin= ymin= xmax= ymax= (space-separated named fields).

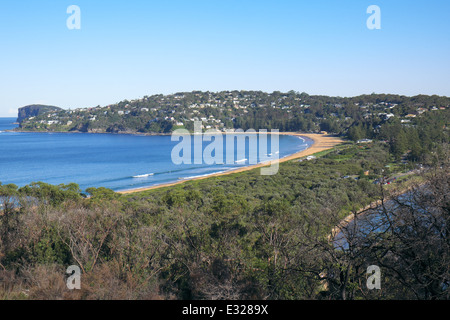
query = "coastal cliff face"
xmin=17 ymin=105 xmax=62 ymax=124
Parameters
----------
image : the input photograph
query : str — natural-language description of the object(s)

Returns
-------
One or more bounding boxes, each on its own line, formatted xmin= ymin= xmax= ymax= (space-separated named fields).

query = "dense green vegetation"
xmin=1 ymin=139 xmax=448 ymax=299
xmin=17 ymin=91 xmax=449 ymax=139
xmin=2 ymin=92 xmax=449 ymax=300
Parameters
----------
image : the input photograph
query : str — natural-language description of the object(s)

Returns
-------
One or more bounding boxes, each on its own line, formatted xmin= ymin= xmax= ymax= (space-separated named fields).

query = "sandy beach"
xmin=118 ymin=133 xmax=345 ymax=195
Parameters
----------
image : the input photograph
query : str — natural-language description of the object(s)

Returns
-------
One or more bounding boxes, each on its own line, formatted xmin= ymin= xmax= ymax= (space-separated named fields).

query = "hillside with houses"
xmin=17 ymin=91 xmax=449 ymax=143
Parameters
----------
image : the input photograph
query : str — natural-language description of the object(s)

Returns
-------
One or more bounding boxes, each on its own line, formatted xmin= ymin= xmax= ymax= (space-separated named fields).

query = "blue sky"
xmin=1 ymin=0 xmax=449 ymax=116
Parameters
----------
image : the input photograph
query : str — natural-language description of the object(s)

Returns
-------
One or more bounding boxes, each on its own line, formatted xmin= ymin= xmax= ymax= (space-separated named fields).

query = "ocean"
xmin=0 ymin=117 xmax=312 ymax=192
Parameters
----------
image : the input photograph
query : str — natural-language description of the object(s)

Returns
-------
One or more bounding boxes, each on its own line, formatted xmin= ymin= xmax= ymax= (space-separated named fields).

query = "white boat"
xmin=235 ymin=158 xmax=247 ymax=163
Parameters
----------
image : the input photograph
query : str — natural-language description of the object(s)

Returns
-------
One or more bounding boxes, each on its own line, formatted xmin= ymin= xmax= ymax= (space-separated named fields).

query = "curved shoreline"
xmin=330 ymin=179 xmax=426 ymax=244
xmin=118 ymin=133 xmax=345 ymax=194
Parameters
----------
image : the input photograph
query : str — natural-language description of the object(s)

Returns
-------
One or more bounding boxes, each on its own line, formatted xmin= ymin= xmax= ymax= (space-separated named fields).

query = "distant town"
xmin=16 ymin=91 xmax=449 ymax=138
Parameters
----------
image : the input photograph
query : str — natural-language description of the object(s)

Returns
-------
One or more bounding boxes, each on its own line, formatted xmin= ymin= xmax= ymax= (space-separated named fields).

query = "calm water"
xmin=333 ymin=192 xmax=422 ymax=250
xmin=0 ymin=118 xmax=312 ymax=192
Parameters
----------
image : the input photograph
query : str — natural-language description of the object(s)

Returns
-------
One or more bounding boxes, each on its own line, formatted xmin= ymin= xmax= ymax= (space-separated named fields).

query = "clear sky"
xmin=1 ymin=0 xmax=449 ymax=116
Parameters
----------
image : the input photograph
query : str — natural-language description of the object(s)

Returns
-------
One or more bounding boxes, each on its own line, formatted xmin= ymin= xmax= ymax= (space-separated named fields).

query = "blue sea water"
xmin=0 ymin=118 xmax=312 ymax=192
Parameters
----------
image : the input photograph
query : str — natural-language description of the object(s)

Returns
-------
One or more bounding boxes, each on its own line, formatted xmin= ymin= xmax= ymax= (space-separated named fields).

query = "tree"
xmin=86 ymin=187 xmax=119 ymax=201
xmin=55 ymin=203 xmax=123 ymax=273
xmin=391 ymin=130 xmax=408 ymax=159
xmin=322 ymin=150 xmax=449 ymax=299
xmin=367 ymin=165 xmax=450 ymax=299
xmin=347 ymin=125 xmax=364 ymax=142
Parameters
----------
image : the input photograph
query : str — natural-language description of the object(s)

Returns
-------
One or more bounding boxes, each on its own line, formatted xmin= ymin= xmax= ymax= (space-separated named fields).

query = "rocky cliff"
xmin=17 ymin=105 xmax=62 ymax=123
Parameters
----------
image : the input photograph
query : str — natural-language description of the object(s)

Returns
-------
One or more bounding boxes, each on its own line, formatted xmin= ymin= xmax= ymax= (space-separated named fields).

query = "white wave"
xmin=132 ymin=173 xmax=154 ymax=178
xmin=235 ymin=158 xmax=247 ymax=163
xmin=180 ymin=171 xmax=227 ymax=180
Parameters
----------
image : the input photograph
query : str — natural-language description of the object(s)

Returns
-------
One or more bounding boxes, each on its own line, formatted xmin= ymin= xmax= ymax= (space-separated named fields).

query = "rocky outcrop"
xmin=17 ymin=105 xmax=62 ymax=123
xmin=69 ymin=122 xmax=90 ymax=133
xmin=106 ymin=124 xmax=127 ymax=134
